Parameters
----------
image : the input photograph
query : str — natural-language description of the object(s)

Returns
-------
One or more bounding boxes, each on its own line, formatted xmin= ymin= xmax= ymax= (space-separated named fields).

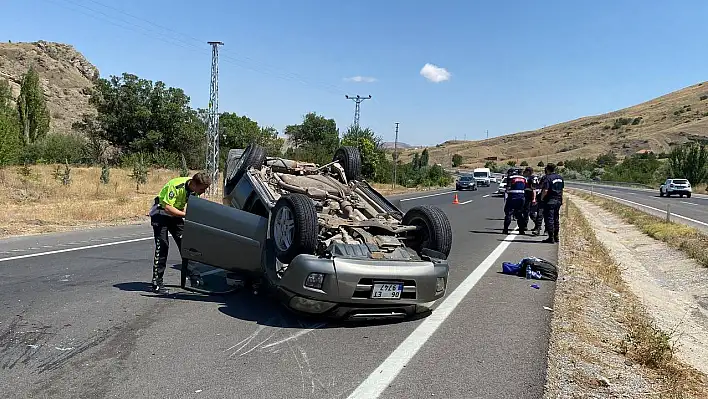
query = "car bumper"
xmin=456 ymin=185 xmax=475 ymax=190
xmin=667 ymin=189 xmax=692 ymax=194
xmin=276 ymin=254 xmax=449 ymax=319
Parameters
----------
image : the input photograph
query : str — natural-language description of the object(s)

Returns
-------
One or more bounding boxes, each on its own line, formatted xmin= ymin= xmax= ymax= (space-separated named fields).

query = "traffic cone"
xmin=453 ymin=193 xmax=460 ymax=204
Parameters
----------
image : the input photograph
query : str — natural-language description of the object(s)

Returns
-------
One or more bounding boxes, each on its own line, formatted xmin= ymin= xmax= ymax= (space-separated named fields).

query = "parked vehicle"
xmin=496 ymin=180 xmax=507 ymax=195
xmin=456 ymin=175 xmax=477 ymax=191
xmin=180 ymin=144 xmax=453 ymax=320
xmin=659 ymin=178 xmax=692 ymax=198
xmin=472 ymin=168 xmax=492 ymax=186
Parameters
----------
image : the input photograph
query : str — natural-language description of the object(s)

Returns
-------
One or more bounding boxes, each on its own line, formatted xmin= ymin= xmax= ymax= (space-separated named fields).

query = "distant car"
xmin=456 ymin=175 xmax=477 ymax=191
xmin=472 ymin=168 xmax=492 ymax=187
xmin=659 ymin=178 xmax=692 ymax=198
xmin=496 ymin=180 xmax=507 ymax=195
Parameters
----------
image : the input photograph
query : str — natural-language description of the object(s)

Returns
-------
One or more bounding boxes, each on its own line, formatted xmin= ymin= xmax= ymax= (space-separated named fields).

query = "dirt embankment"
xmin=544 ymin=195 xmax=708 ymax=398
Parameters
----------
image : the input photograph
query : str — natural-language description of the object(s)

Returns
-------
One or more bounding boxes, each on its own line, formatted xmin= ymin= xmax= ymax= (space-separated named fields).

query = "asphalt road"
xmin=0 ymin=186 xmax=558 ymax=399
xmin=567 ymin=182 xmax=708 ymax=233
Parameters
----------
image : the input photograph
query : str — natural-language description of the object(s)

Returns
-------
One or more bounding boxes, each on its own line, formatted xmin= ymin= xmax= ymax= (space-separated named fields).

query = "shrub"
xmin=20 ymin=133 xmax=89 ymax=164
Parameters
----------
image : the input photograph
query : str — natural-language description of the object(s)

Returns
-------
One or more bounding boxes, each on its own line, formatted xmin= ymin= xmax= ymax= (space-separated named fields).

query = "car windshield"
xmin=460 ymin=176 xmax=473 ymax=181
xmin=473 ymin=172 xmax=487 ymax=177
xmin=673 ymin=179 xmax=688 ymax=184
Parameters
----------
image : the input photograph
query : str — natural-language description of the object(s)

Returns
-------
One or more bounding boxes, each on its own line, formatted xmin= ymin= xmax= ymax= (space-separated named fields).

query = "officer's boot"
xmin=542 ymin=231 xmax=555 ymax=244
xmin=554 ymin=227 xmax=560 ymax=243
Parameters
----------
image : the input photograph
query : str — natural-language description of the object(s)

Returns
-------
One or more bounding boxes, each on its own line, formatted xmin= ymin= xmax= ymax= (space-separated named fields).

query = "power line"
xmin=345 ymin=95 xmax=371 ymax=128
xmin=42 ymin=0 xmax=348 ymax=96
xmin=206 ymin=41 xmax=223 ymax=197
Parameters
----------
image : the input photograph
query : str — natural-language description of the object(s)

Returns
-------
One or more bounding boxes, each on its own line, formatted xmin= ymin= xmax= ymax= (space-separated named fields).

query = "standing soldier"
xmin=148 ymin=172 xmax=212 ymax=293
xmin=531 ymin=173 xmax=546 ymax=236
xmin=503 ymin=168 xmax=528 ymax=235
xmin=538 ymin=163 xmax=564 ymax=243
xmin=521 ymin=166 xmax=537 ymax=229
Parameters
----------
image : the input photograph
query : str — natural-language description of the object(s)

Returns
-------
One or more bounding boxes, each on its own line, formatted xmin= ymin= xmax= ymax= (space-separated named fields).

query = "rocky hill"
xmin=400 ymin=82 xmax=708 ymax=168
xmin=0 ymin=40 xmax=99 ymax=134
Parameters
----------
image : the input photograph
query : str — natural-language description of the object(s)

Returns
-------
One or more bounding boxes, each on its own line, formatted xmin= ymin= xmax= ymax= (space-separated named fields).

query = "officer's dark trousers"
xmin=151 ymin=213 xmax=184 ymax=286
xmin=543 ymin=201 xmax=561 ymax=241
xmin=503 ymin=197 xmax=526 ymax=232
xmin=522 ymin=195 xmax=535 ymax=229
xmin=534 ymin=202 xmax=545 ymax=232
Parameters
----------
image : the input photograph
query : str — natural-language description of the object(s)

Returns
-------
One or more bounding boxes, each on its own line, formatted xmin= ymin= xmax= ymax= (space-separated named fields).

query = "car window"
xmin=673 ymin=179 xmax=688 ymax=184
xmin=460 ymin=176 xmax=473 ymax=181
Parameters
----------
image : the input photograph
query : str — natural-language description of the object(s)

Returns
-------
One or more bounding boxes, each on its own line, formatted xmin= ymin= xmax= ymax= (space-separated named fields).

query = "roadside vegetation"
xmin=0 ymin=68 xmax=453 ymax=237
xmin=544 ymin=199 xmax=707 ymax=398
xmin=573 ymin=191 xmax=708 ymax=267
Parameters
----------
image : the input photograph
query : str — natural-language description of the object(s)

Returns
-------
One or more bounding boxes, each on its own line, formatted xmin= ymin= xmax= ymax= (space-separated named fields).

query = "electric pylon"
xmin=206 ymin=41 xmax=223 ymax=197
xmin=345 ymin=94 xmax=371 ymax=128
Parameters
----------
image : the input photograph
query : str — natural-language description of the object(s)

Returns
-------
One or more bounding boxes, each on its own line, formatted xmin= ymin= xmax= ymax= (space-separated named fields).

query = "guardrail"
xmin=565 ymin=179 xmax=655 ymax=190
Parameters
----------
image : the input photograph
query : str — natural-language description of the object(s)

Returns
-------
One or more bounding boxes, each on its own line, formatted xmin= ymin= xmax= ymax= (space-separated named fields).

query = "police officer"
xmin=149 ymin=172 xmax=212 ymax=293
xmin=539 ymin=163 xmax=564 ymax=243
xmin=531 ymin=173 xmax=546 ymax=236
xmin=503 ymin=168 xmax=528 ymax=235
xmin=521 ymin=167 xmax=537 ymax=230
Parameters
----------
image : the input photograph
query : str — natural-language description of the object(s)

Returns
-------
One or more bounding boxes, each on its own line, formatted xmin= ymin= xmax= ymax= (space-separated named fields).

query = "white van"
xmin=472 ymin=168 xmax=492 ymax=187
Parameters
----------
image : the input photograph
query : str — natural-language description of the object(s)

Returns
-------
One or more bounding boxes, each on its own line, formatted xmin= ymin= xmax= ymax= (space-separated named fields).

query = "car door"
xmin=181 ymin=196 xmax=268 ymax=276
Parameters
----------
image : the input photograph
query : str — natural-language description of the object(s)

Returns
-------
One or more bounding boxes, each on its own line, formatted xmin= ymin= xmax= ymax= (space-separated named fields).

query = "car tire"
xmin=270 ymin=193 xmax=318 ymax=264
xmin=224 ymin=143 xmax=266 ymax=195
xmin=333 ymin=146 xmax=362 ymax=181
xmin=687 ymin=193 xmax=692 ymax=198
xmin=659 ymin=190 xmax=664 ymax=197
xmin=402 ymin=205 xmax=453 ymax=258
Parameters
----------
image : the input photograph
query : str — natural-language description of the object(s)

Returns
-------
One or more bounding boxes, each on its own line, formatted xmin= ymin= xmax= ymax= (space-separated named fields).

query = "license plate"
xmin=370 ymin=282 xmax=403 ymax=299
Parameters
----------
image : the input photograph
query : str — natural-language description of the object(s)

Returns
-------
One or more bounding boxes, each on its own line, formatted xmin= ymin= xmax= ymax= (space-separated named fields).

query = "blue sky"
xmin=2 ymin=0 xmax=707 ymax=146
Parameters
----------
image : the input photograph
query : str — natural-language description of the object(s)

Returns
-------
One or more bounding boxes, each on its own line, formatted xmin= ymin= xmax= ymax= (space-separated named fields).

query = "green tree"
xmin=412 ymin=153 xmax=421 ymax=170
xmin=452 ymin=154 xmax=463 ymax=167
xmin=668 ymin=143 xmax=708 ymax=184
xmin=520 ymin=160 xmax=528 ymax=166
xmin=284 ymin=112 xmax=339 ymax=164
xmin=506 ymin=160 xmax=516 ymax=167
xmin=341 ymin=125 xmax=384 ymax=180
xmin=0 ymin=79 xmax=21 ymax=165
xmin=595 ymin=151 xmax=618 ymax=168
xmin=420 ymin=149 xmax=430 ymax=167
xmin=90 ymin=73 xmax=205 ymax=168
xmin=72 ymin=114 xmax=106 ymax=164
xmin=537 ymin=161 xmax=545 ymax=167
xmin=17 ymin=67 xmax=50 ymax=145
xmin=219 ymin=112 xmax=284 ymax=157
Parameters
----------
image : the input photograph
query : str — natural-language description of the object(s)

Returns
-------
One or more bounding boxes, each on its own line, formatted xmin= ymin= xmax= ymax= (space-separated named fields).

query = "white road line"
xmin=459 ymin=199 xmax=474 ymax=205
xmin=681 ymin=201 xmax=698 ymax=206
xmin=399 ymin=191 xmax=454 ymax=202
xmin=483 ymin=194 xmax=490 ymax=198
xmin=346 ymin=231 xmax=520 ymax=399
xmin=571 ymin=188 xmax=708 ymax=227
xmin=0 ymin=237 xmax=152 ymax=262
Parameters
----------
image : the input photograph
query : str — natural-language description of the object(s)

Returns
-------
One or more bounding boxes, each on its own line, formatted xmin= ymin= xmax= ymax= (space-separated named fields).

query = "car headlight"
xmin=436 ymin=277 xmax=446 ymax=293
xmin=304 ymin=273 xmax=325 ymax=290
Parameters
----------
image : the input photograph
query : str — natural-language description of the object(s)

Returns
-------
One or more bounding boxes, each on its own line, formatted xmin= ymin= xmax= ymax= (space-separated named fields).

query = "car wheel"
xmin=687 ymin=193 xmax=692 ymax=198
xmin=333 ymin=146 xmax=362 ymax=181
xmin=402 ymin=205 xmax=453 ymax=258
xmin=270 ymin=193 xmax=318 ymax=264
xmin=659 ymin=190 xmax=664 ymax=197
xmin=224 ymin=143 xmax=266 ymax=195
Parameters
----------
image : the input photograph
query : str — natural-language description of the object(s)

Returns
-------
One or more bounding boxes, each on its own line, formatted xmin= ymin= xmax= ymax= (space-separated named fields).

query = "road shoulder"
xmin=544 ymin=195 xmax=708 ymax=398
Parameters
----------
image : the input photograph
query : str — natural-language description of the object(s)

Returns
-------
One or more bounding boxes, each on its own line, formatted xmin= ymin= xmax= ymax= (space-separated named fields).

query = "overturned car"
xmin=180 ymin=144 xmax=453 ymax=320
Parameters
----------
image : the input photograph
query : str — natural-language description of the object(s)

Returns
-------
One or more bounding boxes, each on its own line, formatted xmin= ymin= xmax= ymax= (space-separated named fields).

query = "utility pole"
xmin=205 ymin=41 xmax=223 ymax=197
xmin=345 ymin=95 xmax=371 ymax=128
xmin=392 ymin=122 xmax=399 ymax=189
xmin=486 ymin=130 xmax=489 ymax=139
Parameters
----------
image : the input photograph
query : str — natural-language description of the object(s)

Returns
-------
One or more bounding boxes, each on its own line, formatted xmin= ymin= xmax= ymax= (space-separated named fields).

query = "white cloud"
xmin=344 ymin=76 xmax=377 ymax=83
xmin=420 ymin=63 xmax=451 ymax=83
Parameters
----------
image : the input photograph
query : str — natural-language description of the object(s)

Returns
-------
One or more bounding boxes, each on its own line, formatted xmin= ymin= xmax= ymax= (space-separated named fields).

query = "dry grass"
xmin=0 ymin=165 xmax=447 ymax=238
xmin=545 ymin=199 xmax=707 ymax=398
xmin=398 ymin=81 xmax=708 ymax=168
xmin=574 ymin=191 xmax=708 ymax=267
xmin=368 ymin=182 xmax=450 ymax=196
xmin=0 ymin=164 xmax=184 ymax=238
